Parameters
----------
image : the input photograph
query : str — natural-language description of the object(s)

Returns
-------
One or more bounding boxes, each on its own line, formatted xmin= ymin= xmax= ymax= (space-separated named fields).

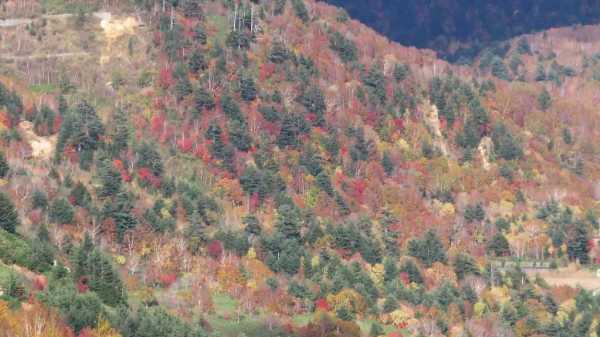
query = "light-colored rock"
xmin=422 ymin=101 xmax=449 ymax=156
xmin=477 ymin=136 xmax=494 ymax=171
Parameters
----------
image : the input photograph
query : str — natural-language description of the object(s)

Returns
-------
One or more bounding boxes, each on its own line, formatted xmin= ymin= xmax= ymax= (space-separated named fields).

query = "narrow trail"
xmin=0 ymin=51 xmax=91 ymax=61
xmin=0 ymin=12 xmax=111 ymax=27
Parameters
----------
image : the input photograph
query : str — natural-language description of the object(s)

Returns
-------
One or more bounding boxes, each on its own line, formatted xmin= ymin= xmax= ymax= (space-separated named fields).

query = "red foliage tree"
xmin=207 ymin=240 xmax=224 ymax=260
xmin=315 ymin=298 xmax=330 ymax=311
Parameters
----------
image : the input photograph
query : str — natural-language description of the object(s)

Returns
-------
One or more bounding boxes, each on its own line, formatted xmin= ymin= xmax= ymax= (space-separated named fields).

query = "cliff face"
xmin=324 ymin=0 xmax=600 ymax=61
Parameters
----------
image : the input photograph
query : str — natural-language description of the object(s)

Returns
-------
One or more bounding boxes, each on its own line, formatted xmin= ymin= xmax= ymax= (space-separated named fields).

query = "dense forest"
xmin=323 ymin=0 xmax=600 ymax=62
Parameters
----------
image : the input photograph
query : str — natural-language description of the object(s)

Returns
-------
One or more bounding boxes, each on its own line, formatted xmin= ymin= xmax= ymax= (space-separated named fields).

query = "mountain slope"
xmin=0 ymin=1 xmax=600 ymax=337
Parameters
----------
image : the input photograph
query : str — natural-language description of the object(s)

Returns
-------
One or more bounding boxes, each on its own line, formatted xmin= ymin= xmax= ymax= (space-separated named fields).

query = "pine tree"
xmin=137 ymin=141 xmax=163 ymax=176
xmin=112 ymin=108 xmax=130 ymax=155
xmin=49 ymin=198 xmax=74 ymax=225
xmin=193 ymin=25 xmax=207 ymax=44
xmin=454 ymin=253 xmax=479 ymax=280
xmin=408 ymin=230 xmax=447 ymax=267
xmin=188 ymin=49 xmax=207 ymax=74
xmin=70 ymin=182 xmax=91 ymax=207
xmin=194 ymin=87 xmax=215 ymax=115
xmin=0 ymin=152 xmax=9 ymax=178
xmin=383 ymin=258 xmax=398 ymax=283
xmin=0 ymin=193 xmax=19 ymax=233
xmin=228 ymin=119 xmax=252 ymax=151
xmin=382 ymin=151 xmax=393 ymax=176
xmin=274 ymin=0 xmax=287 ymax=15
xmin=535 ymin=63 xmax=546 ymax=82
xmin=538 ymin=88 xmax=552 ymax=111
xmin=568 ymin=221 xmax=590 ymax=264
xmin=487 ymin=233 xmax=510 ymax=256
xmin=30 ymin=225 xmax=54 ymax=272
xmin=268 ymin=41 xmax=289 ymax=63
xmin=297 ymin=86 xmax=326 ymax=126
xmin=363 ymin=62 xmax=386 ymax=103
xmin=291 ymin=0 xmax=309 ymax=22
xmin=276 ymin=204 xmax=302 ymax=240
xmin=240 ymin=75 xmax=257 ymax=101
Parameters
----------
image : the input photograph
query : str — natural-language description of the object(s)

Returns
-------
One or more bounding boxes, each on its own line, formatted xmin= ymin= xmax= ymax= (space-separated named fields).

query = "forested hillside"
xmin=0 ymin=1 xmax=600 ymax=337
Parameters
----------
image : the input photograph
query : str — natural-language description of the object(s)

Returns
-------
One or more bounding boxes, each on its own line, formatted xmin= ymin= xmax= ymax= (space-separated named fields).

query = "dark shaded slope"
xmin=324 ymin=0 xmax=600 ymax=62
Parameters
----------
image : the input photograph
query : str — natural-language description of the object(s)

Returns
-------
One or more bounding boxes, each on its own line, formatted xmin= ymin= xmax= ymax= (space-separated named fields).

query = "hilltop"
xmin=0 ymin=1 xmax=600 ymax=337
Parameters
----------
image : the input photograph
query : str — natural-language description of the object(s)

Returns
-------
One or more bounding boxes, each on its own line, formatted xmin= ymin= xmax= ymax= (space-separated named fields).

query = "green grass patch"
xmin=292 ymin=313 xmax=313 ymax=327
xmin=212 ymin=292 xmax=238 ymax=316
xmin=0 ymin=263 xmax=13 ymax=283
xmin=29 ymin=83 xmax=57 ymax=94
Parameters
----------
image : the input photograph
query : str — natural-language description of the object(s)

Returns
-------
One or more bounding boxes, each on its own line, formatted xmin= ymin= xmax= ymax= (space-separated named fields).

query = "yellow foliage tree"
xmin=91 ymin=318 xmax=122 ymax=337
xmin=326 ymin=288 xmax=367 ymax=316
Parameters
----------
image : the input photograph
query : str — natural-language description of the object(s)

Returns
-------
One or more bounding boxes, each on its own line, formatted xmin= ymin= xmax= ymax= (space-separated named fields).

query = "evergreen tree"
xmin=490 ymin=56 xmax=510 ymax=80
xmin=538 ymin=88 xmax=552 ymax=111
xmin=315 ymin=171 xmax=334 ymax=196
xmin=517 ymin=38 xmax=531 ymax=55
xmin=408 ymin=230 xmax=447 ymax=267
xmin=228 ymin=119 xmax=252 ymax=152
xmin=0 ymin=192 xmax=19 ymax=233
xmin=399 ymin=260 xmax=423 ymax=284
xmin=193 ymin=25 xmax=207 ymax=44
xmin=97 ymin=158 xmax=122 ymax=198
xmin=0 ymin=151 xmax=8 ymax=178
xmin=276 ymin=204 xmax=302 ymax=241
xmin=188 ymin=49 xmax=207 ymax=74
xmin=240 ymin=74 xmax=257 ymax=101
xmin=394 ymin=63 xmax=410 ymax=81
xmin=491 ymin=123 xmax=523 ymax=160
xmin=573 ymin=312 xmax=592 ymax=336
xmin=363 ymin=62 xmax=386 ymax=103
xmin=274 ymin=0 xmax=287 ymax=15
xmin=268 ymin=41 xmax=290 ymax=63
xmin=535 ymin=63 xmax=546 ymax=81
xmin=277 ymin=113 xmax=308 ymax=148
xmin=32 ymin=189 xmax=48 ymax=210
xmin=55 ymin=101 xmax=104 ymax=165
xmin=487 ymin=233 xmax=510 ymax=256
xmin=112 ymin=108 xmax=130 ymax=155
xmin=175 ymin=74 xmax=192 ymax=102
xmin=137 ymin=141 xmax=163 ymax=176
xmin=221 ymin=94 xmax=244 ymax=121
xmin=329 ymin=31 xmax=357 ymax=63
xmin=194 ymin=87 xmax=215 ymax=115
xmin=382 ymin=151 xmax=394 ymax=176
xmin=369 ymin=322 xmax=384 ymax=337
xmin=69 ymin=182 xmax=91 ymax=208
xmin=102 ymin=191 xmax=138 ymax=242
xmin=453 ymin=253 xmax=479 ymax=280
xmin=30 ymin=225 xmax=55 ymax=272
xmin=298 ymin=85 xmax=326 ymax=126
xmin=49 ymin=198 xmax=74 ymax=225
xmin=291 ymin=0 xmax=309 ymax=22
xmin=243 ymin=214 xmax=261 ymax=237
xmin=568 ymin=221 xmax=590 ymax=264
xmin=383 ymin=258 xmax=399 ymax=283
xmin=464 ymin=203 xmax=486 ymax=223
